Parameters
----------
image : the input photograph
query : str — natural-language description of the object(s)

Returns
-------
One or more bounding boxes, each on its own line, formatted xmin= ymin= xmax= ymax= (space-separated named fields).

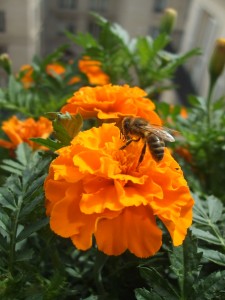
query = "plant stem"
xmin=206 ymin=75 xmax=216 ymax=128
xmin=9 ymin=196 xmax=23 ymax=275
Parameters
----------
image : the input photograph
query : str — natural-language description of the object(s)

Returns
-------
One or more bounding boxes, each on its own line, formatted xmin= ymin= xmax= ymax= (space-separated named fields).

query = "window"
xmin=88 ymin=20 xmax=101 ymax=37
xmin=89 ymin=0 xmax=109 ymax=12
xmin=153 ymin=0 xmax=167 ymax=13
xmin=0 ymin=45 xmax=7 ymax=54
xmin=0 ymin=11 xmax=6 ymax=32
xmin=58 ymin=22 xmax=76 ymax=35
xmin=58 ymin=0 xmax=77 ymax=9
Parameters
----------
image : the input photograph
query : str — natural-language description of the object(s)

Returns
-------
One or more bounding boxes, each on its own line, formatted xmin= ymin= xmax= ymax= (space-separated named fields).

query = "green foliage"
xmin=171 ymin=93 xmax=225 ymax=200
xmin=0 ymin=47 xmax=81 ymax=119
xmin=31 ymin=112 xmax=83 ymax=151
xmin=135 ymin=232 xmax=225 ymax=300
xmin=191 ymin=193 xmax=225 ymax=266
xmin=66 ymin=13 xmax=200 ymax=96
xmin=0 ymin=11 xmax=225 ymax=300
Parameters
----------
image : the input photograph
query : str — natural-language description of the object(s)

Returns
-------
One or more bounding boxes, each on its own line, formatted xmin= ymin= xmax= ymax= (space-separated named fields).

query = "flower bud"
xmin=46 ymin=112 xmax=83 ymax=145
xmin=159 ymin=8 xmax=177 ymax=35
xmin=208 ymin=38 xmax=225 ymax=82
xmin=0 ymin=53 xmax=12 ymax=74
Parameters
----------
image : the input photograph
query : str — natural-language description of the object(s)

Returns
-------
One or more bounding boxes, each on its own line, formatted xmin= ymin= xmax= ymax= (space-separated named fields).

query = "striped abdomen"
xmin=147 ymin=133 xmax=165 ymax=162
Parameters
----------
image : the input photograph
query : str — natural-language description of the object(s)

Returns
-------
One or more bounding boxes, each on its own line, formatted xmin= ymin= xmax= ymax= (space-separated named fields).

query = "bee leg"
xmin=119 ymin=137 xmax=141 ymax=150
xmin=137 ymin=141 xmax=147 ymax=166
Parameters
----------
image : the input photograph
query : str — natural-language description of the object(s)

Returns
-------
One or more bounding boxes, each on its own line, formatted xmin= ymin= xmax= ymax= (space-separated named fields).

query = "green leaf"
xmin=194 ymin=270 xmax=225 ymax=300
xmin=16 ymin=143 xmax=33 ymax=166
xmin=30 ymin=137 xmax=63 ymax=151
xmin=207 ymin=195 xmax=223 ymax=223
xmin=135 ymin=288 xmax=163 ymax=300
xmin=16 ymin=218 xmax=49 ymax=242
xmin=198 ymin=248 xmax=225 ymax=266
xmin=66 ymin=31 xmax=98 ymax=48
xmin=139 ymin=267 xmax=178 ymax=299
xmin=169 ymin=232 xmax=202 ymax=299
xmin=15 ymin=248 xmax=34 ymax=262
xmin=191 ymin=228 xmax=222 ymax=245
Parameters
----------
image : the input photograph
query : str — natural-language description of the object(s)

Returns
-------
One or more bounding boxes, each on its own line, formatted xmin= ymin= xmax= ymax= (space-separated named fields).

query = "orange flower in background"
xmin=0 ymin=116 xmax=53 ymax=151
xmin=45 ymin=123 xmax=194 ymax=258
xmin=68 ymin=75 xmax=81 ymax=85
xmin=61 ymin=84 xmax=161 ymax=124
xmin=78 ymin=56 xmax=110 ymax=85
xmin=20 ymin=64 xmax=34 ymax=88
xmin=175 ymin=146 xmax=192 ymax=164
xmin=46 ymin=63 xmax=66 ymax=77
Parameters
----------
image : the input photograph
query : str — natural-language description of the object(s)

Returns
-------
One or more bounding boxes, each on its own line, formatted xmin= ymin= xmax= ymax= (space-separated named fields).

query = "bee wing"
xmin=139 ymin=124 xmax=176 ymax=142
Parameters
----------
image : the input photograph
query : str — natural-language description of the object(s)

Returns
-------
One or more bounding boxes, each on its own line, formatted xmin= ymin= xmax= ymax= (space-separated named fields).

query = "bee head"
xmin=122 ymin=117 xmax=132 ymax=132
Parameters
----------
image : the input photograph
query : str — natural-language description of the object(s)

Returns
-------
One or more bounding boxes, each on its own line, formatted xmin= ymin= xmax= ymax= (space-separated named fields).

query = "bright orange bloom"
xmin=20 ymin=64 xmax=34 ymax=88
xmin=0 ymin=116 xmax=53 ymax=150
xmin=61 ymin=84 xmax=161 ymax=124
xmin=78 ymin=57 xmax=110 ymax=85
xmin=45 ymin=123 xmax=194 ymax=258
xmin=68 ymin=76 xmax=81 ymax=85
xmin=46 ymin=63 xmax=66 ymax=77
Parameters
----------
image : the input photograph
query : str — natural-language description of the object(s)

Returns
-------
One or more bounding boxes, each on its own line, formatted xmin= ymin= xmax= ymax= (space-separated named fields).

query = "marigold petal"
xmin=95 ymin=206 xmax=162 ymax=258
xmin=80 ymin=183 xmax=123 ymax=214
xmin=115 ymin=179 xmax=163 ymax=207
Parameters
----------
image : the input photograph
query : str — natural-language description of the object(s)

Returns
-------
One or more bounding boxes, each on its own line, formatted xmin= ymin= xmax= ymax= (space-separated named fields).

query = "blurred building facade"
xmin=0 ymin=0 xmax=192 ymax=76
xmin=41 ymin=0 xmax=192 ymax=56
xmin=180 ymin=0 xmax=225 ymax=99
xmin=0 ymin=0 xmax=42 ymax=75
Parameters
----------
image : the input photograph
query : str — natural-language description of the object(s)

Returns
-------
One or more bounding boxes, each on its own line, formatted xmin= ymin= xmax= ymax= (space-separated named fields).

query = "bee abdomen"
xmin=147 ymin=134 xmax=165 ymax=162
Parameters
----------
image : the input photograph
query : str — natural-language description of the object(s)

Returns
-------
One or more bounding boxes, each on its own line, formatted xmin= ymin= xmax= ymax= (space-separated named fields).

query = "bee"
xmin=119 ymin=117 xmax=175 ymax=165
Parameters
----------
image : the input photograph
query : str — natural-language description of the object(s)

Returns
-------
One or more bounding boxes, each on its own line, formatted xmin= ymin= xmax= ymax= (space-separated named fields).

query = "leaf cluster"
xmin=135 ymin=232 xmax=225 ymax=300
xmin=0 ymin=46 xmax=81 ymax=119
xmin=66 ymin=13 xmax=200 ymax=97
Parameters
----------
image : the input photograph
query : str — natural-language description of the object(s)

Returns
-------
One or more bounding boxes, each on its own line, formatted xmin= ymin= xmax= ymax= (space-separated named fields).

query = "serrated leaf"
xmin=15 ymin=143 xmax=33 ymax=166
xmin=139 ymin=267 xmax=178 ymax=299
xmin=1 ymin=159 xmax=25 ymax=171
xmin=0 ymin=213 xmax=11 ymax=234
xmin=16 ymin=218 xmax=49 ymax=242
xmin=30 ymin=137 xmax=62 ymax=151
xmin=169 ymin=232 xmax=202 ymax=299
xmin=16 ymin=248 xmax=34 ymax=262
xmin=0 ymin=164 xmax=23 ymax=175
xmin=191 ymin=228 xmax=222 ymax=245
xmin=207 ymin=195 xmax=223 ymax=223
xmin=135 ymin=288 xmax=163 ymax=300
xmin=19 ymin=194 xmax=44 ymax=218
xmin=198 ymin=248 xmax=225 ymax=266
xmin=194 ymin=270 xmax=225 ymax=300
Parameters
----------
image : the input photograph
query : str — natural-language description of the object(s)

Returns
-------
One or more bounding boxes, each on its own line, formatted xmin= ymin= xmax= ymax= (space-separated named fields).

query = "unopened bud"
xmin=46 ymin=112 xmax=83 ymax=145
xmin=0 ymin=53 xmax=12 ymax=74
xmin=159 ymin=8 xmax=177 ymax=35
xmin=209 ymin=38 xmax=225 ymax=82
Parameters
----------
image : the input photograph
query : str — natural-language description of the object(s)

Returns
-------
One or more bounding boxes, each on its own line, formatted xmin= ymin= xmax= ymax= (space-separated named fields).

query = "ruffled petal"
xmin=95 ymin=206 xmax=162 ymax=258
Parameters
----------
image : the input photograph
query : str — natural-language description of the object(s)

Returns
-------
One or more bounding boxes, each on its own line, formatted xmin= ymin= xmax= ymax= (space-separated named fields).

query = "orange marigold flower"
xmin=0 ymin=116 xmax=53 ymax=150
xmin=61 ymin=84 xmax=161 ymax=124
xmin=19 ymin=64 xmax=34 ymax=88
xmin=68 ymin=75 xmax=81 ymax=85
xmin=78 ymin=56 xmax=110 ymax=85
xmin=45 ymin=123 xmax=194 ymax=258
xmin=46 ymin=63 xmax=66 ymax=77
